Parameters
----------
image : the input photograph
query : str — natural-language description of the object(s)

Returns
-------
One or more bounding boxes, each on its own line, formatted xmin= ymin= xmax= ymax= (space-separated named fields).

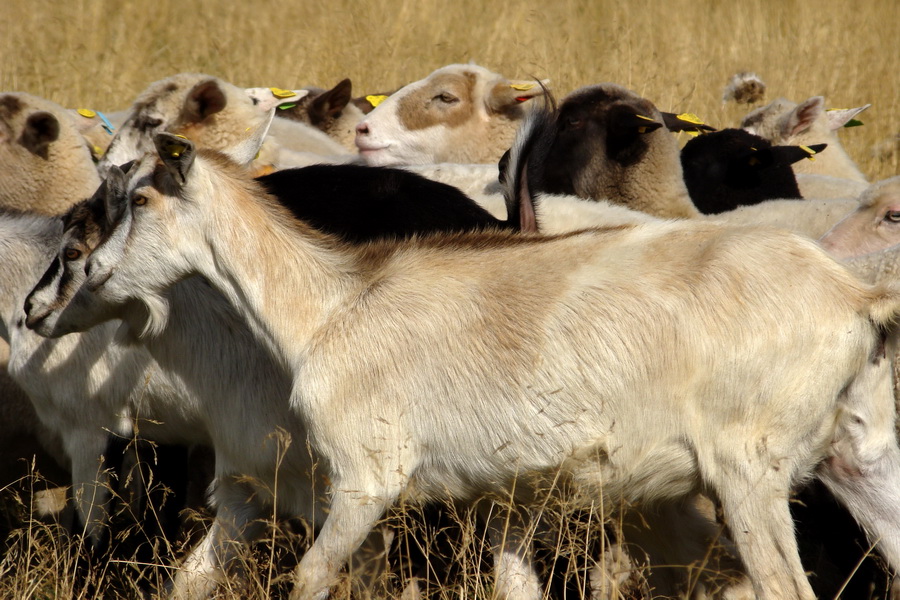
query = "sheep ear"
xmin=487 ymin=79 xmax=549 ymax=113
xmin=20 ymin=111 xmax=60 ymax=158
xmin=222 ymin=110 xmax=275 ymax=167
xmin=184 ymin=80 xmax=228 ymax=123
xmin=245 ymin=87 xmax=310 ymax=112
xmin=612 ymin=107 xmax=664 ymax=136
xmin=154 ymin=133 xmax=196 ymax=187
xmin=783 ymin=96 xmax=824 ymax=137
xmin=309 ymin=79 xmax=353 ymax=122
xmin=103 ymin=165 xmax=128 ymax=226
xmin=660 ymin=112 xmax=716 ymax=133
xmin=825 ymin=104 xmax=870 ymax=130
xmin=767 ymin=143 xmax=828 ymax=166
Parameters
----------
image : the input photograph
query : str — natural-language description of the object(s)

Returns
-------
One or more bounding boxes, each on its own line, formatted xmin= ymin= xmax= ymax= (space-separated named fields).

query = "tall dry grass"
xmin=1 ymin=0 xmax=898 ymax=177
xmin=1 ymin=1 xmax=899 ymax=598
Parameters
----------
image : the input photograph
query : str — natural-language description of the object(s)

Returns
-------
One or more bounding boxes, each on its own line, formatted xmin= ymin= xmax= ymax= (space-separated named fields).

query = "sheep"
xmin=0 ymin=92 xmax=101 ymax=215
xmin=98 ymin=73 xmax=345 ymax=176
xmin=680 ymin=128 xmax=824 ymax=214
xmin=274 ymin=78 xmax=367 ymax=152
xmin=740 ymin=95 xmax=871 ymax=184
xmin=354 ymin=63 xmax=548 ymax=166
xmin=502 ymin=84 xmax=863 ymax=239
xmin=819 ymin=176 xmax=900 ymax=258
xmin=721 ymin=71 xmax=767 ymax=105
xmin=77 ymin=127 xmax=900 ymax=600
xmin=69 ymin=107 xmax=127 ymax=161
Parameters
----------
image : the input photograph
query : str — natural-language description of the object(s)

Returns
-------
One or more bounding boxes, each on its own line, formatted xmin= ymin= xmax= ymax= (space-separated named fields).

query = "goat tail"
xmin=501 ymin=86 xmax=556 ymax=233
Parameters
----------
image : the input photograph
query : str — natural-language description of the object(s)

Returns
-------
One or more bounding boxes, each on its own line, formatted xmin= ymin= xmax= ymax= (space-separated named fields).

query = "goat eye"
xmin=133 ymin=195 xmax=148 ymax=206
xmin=564 ymin=117 xmax=583 ymax=130
xmin=885 ymin=211 xmax=900 ymax=223
xmin=64 ymin=248 xmax=81 ymax=261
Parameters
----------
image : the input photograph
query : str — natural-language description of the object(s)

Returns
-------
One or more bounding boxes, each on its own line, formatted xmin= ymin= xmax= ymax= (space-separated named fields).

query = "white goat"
xmin=81 ymin=129 xmax=900 ymax=600
xmin=0 ymin=209 xmax=202 ymax=547
xmin=355 ymin=63 xmax=547 ymax=166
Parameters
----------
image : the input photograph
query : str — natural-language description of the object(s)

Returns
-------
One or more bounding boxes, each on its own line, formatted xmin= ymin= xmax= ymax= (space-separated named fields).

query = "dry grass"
xmin=1 ymin=0 xmax=899 ymax=598
xmin=1 ymin=0 xmax=898 ymax=178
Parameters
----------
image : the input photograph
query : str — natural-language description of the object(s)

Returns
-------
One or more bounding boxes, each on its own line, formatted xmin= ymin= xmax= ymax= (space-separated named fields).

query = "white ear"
xmin=223 ymin=109 xmax=276 ymax=167
xmin=826 ymin=104 xmax=871 ymax=130
xmin=244 ymin=87 xmax=310 ymax=112
xmin=784 ymin=96 xmax=824 ymax=137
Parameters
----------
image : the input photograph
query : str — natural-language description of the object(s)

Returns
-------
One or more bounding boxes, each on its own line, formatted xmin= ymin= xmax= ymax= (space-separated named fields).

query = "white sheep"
xmin=499 ymin=84 xmax=863 ymax=240
xmin=0 ymin=92 xmax=101 ymax=215
xmin=81 ymin=129 xmax=900 ymax=600
xmin=355 ymin=63 xmax=548 ymax=166
xmin=98 ymin=73 xmax=344 ymax=176
xmin=819 ymin=176 xmax=900 ymax=258
xmin=740 ymin=95 xmax=871 ymax=185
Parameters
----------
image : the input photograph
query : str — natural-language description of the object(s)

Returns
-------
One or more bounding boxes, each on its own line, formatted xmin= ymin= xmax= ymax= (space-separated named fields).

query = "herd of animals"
xmin=2 ymin=62 xmax=900 ymax=600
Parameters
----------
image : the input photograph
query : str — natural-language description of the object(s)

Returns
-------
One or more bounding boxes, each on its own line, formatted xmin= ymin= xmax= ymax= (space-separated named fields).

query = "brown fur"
xmin=397 ymin=71 xmax=478 ymax=131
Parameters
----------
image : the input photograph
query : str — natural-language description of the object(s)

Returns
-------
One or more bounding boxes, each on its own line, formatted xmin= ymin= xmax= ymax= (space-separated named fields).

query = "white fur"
xmin=83 ymin=141 xmax=900 ymax=600
xmin=356 ymin=63 xmax=546 ymax=166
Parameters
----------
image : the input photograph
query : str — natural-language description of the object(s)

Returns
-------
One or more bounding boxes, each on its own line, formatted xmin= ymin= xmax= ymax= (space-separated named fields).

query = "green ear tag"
xmin=277 ymin=103 xmax=297 ymax=110
xmin=844 ymin=119 xmax=864 ymax=128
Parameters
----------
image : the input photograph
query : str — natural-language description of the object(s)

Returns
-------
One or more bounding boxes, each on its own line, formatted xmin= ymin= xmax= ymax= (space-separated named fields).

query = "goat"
xmin=24 ymin=160 xmax=522 ymax=597
xmin=76 ymin=128 xmax=900 ymax=600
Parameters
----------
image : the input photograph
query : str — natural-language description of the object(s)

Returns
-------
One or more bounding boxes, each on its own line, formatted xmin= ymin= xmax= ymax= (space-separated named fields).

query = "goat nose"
xmin=355 ymin=122 xmax=369 ymax=136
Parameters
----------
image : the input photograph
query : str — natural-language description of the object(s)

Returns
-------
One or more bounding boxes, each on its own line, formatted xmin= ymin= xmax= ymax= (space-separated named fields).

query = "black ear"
xmin=610 ymin=106 xmax=664 ymax=137
xmin=103 ymin=166 xmax=128 ymax=227
xmin=768 ymin=143 xmax=828 ymax=166
xmin=184 ymin=80 xmax=228 ymax=122
xmin=154 ymin=133 xmax=196 ymax=187
xmin=660 ymin=112 xmax=716 ymax=133
xmin=19 ymin=111 xmax=60 ymax=158
xmin=309 ymin=78 xmax=353 ymax=124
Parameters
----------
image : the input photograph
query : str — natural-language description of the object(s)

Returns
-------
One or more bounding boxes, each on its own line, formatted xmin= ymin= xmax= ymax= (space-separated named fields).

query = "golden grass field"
xmin=1 ymin=0 xmax=899 ymax=598
xmin=2 ymin=0 xmax=898 ymax=178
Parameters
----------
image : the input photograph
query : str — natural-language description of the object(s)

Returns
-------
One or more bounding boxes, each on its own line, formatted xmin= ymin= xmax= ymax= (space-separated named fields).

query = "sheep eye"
xmin=885 ymin=211 xmax=900 ymax=223
xmin=64 ymin=248 xmax=82 ymax=261
xmin=133 ymin=194 xmax=148 ymax=206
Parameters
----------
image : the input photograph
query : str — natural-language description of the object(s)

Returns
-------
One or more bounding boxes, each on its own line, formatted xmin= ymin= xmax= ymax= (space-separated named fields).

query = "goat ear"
xmin=660 ymin=112 xmax=716 ymax=133
xmin=825 ymin=104 xmax=870 ymax=130
xmin=783 ymin=96 xmax=824 ymax=137
xmin=768 ymin=143 xmax=828 ymax=166
xmin=103 ymin=165 xmax=128 ymax=226
xmin=154 ymin=133 xmax=196 ymax=187
xmin=309 ymin=79 xmax=353 ymax=122
xmin=184 ymin=80 xmax=228 ymax=123
xmin=19 ymin=111 xmax=60 ymax=158
xmin=487 ymin=79 xmax=549 ymax=113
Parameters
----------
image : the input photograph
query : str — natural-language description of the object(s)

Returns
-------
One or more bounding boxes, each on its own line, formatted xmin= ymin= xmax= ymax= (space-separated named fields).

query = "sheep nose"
xmin=355 ymin=122 xmax=369 ymax=137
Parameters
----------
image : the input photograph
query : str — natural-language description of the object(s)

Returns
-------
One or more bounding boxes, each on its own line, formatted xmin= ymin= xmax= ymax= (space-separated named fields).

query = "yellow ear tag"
xmin=685 ymin=130 xmax=701 ymax=137
xmin=173 ymin=134 xmax=188 ymax=139
xmin=635 ymin=114 xmax=655 ymax=121
xmin=676 ymin=112 xmax=706 ymax=126
xmin=77 ymin=108 xmax=97 ymax=119
xmin=510 ymin=82 xmax=536 ymax=91
xmin=800 ymin=145 xmax=817 ymax=161
xmin=366 ymin=95 xmax=388 ymax=108
xmin=637 ymin=127 xmax=648 ymax=134
xmin=92 ymin=145 xmax=103 ymax=156
xmin=165 ymin=143 xmax=187 ymax=158
xmin=270 ymin=87 xmax=295 ymax=99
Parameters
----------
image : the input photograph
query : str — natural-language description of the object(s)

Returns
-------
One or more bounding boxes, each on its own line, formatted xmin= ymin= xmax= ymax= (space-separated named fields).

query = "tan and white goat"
xmin=82 ymin=131 xmax=900 ymax=600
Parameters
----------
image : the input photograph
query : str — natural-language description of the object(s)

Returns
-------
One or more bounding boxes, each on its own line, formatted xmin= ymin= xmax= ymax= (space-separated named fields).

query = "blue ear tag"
xmin=96 ymin=111 xmax=115 ymax=135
